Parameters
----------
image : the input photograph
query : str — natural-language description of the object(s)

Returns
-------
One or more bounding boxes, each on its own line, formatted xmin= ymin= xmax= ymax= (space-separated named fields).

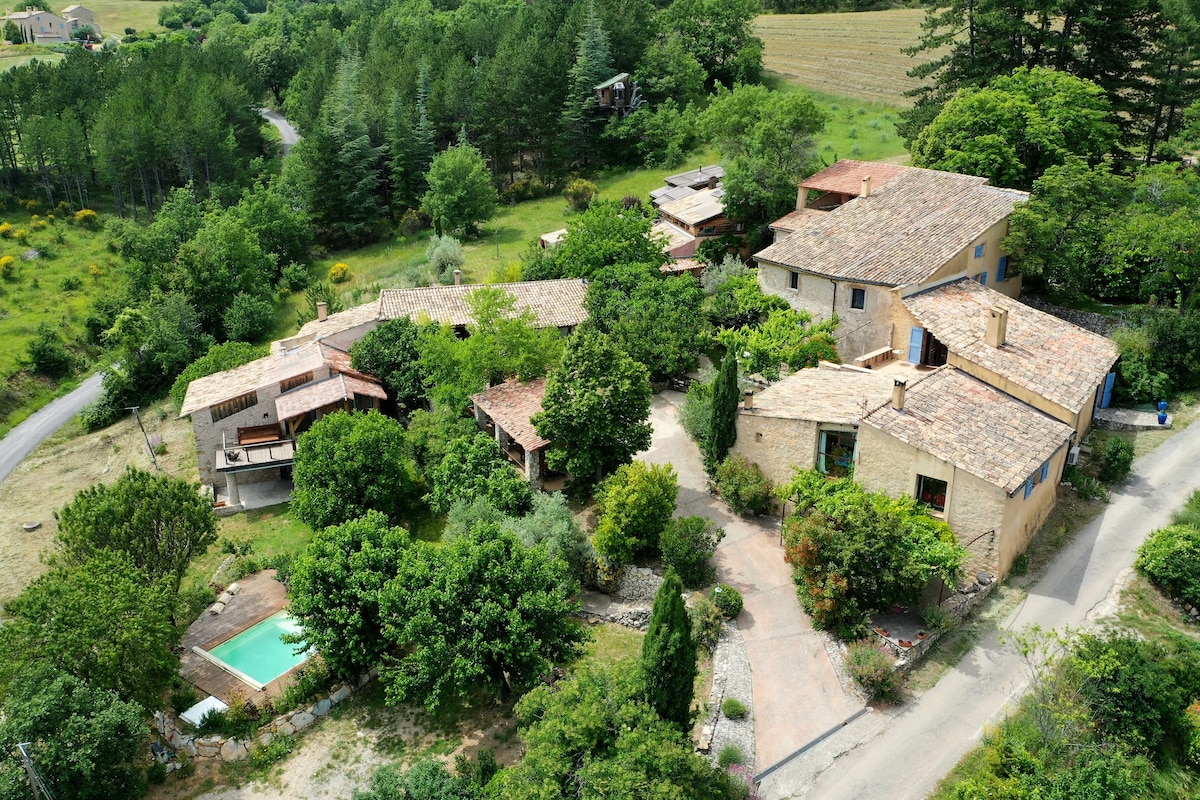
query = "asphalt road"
xmin=0 ymin=371 xmax=103 ymax=486
xmin=259 ymin=108 xmax=299 ymax=157
xmin=762 ymin=418 xmax=1200 ymax=799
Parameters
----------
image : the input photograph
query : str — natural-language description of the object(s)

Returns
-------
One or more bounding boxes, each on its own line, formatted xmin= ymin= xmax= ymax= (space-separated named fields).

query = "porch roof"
xmin=274 ymin=374 xmax=386 ymax=420
xmin=471 ymin=378 xmax=550 ymax=452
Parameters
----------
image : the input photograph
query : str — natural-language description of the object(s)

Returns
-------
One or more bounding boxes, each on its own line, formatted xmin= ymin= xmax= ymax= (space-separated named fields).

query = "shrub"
xmin=1187 ymin=701 xmax=1200 ymax=766
xmin=279 ymin=261 xmax=310 ymax=292
xmin=14 ymin=228 xmax=29 ymax=244
xmin=426 ymin=234 xmax=464 ymax=284
xmin=1072 ymin=475 xmax=1108 ymax=502
xmin=223 ymin=292 xmax=275 ymax=343
xmin=272 ymin=657 xmax=332 ymax=714
xmin=563 ymin=178 xmax=598 ymax=211
xmin=0 ymin=221 xmax=13 ymax=238
xmin=59 ymin=275 xmax=82 ymax=291
xmin=922 ymin=605 xmax=954 ymax=632
xmin=328 ymin=261 xmax=351 ymax=283
xmin=592 ymin=461 xmax=679 ymax=567
xmin=249 ymin=734 xmax=294 ymax=771
xmin=661 ymin=516 xmax=724 ymax=588
xmin=1098 ymin=437 xmax=1134 ymax=484
xmin=718 ymin=743 xmax=746 ymax=768
xmin=147 ymin=762 xmax=167 ymax=785
xmin=714 ymin=456 xmax=774 ymax=516
xmin=0 ymin=254 xmax=14 ymax=279
xmin=689 ymin=595 xmax=724 ymax=652
xmin=711 ymin=584 xmax=743 ymax=618
xmin=845 ymin=641 xmax=901 ymax=702
xmin=88 ymin=263 xmax=104 ymax=280
xmin=1136 ymin=523 xmax=1200 ymax=607
xmin=398 ymin=207 xmax=429 ymax=235
xmin=170 ymin=684 xmax=199 ymax=714
xmin=27 ymin=322 xmax=72 ymax=378
xmin=722 ymin=697 xmax=747 ymax=720
xmin=1010 ymin=552 xmax=1030 ymax=576
xmin=500 ymin=177 xmax=548 ymax=203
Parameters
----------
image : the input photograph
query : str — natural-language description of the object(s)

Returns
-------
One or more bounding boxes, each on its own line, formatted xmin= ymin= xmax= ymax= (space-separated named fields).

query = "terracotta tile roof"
xmin=755 ymin=167 xmax=1028 ymax=286
xmin=471 ymin=378 xmax=550 ymax=451
xmin=799 ymin=160 xmax=910 ymax=196
xmin=179 ymin=342 xmax=328 ymax=417
xmin=769 ymin=208 xmax=829 ymax=234
xmin=274 ymin=374 xmax=386 ymax=420
xmin=660 ymin=257 xmax=703 ymax=275
xmin=658 ymin=188 xmax=725 ymax=226
xmin=740 ymin=364 xmax=894 ymax=425
xmin=378 ymin=279 xmax=588 ymax=330
xmin=864 ymin=367 xmax=1074 ymax=492
xmin=280 ymin=299 xmax=382 ymax=352
xmin=903 ymin=279 xmax=1119 ymax=414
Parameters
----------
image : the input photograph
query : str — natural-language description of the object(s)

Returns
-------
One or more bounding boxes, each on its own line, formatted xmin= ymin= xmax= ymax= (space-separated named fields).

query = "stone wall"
xmin=730 ymin=414 xmax=818 ymax=488
xmin=154 ymin=670 xmax=374 ymax=767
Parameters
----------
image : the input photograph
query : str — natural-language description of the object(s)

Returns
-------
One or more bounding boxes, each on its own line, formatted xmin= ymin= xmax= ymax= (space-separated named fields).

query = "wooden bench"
xmin=237 ymin=424 xmax=284 ymax=445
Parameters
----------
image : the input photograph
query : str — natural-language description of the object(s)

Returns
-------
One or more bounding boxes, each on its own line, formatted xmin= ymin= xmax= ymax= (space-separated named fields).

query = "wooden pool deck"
xmin=179 ymin=570 xmax=302 ymax=707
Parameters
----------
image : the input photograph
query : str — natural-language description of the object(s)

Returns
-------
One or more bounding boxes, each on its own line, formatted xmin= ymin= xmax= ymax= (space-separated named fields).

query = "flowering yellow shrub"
xmin=329 ymin=262 xmax=351 ymax=283
xmin=0 ymin=223 xmax=13 ymax=239
xmin=73 ymin=209 xmax=99 ymax=227
xmin=88 ymin=263 xmax=104 ymax=280
xmin=32 ymin=219 xmax=47 ymax=230
xmin=14 ymin=228 xmax=29 ymax=243
xmin=0 ymin=255 xmax=14 ymax=279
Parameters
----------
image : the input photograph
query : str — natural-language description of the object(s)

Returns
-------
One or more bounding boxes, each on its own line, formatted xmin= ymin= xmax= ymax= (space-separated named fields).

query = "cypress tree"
xmin=640 ymin=569 xmax=696 ymax=732
xmin=704 ymin=352 xmax=739 ymax=475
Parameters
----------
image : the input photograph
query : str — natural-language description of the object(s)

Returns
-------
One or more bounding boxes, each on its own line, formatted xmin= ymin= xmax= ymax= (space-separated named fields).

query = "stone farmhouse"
xmin=3 ymin=4 xmax=99 ymax=43
xmin=756 ymin=160 xmax=1027 ymax=362
xmin=179 ymin=279 xmax=589 ymax=510
xmin=470 ymin=378 xmax=562 ymax=491
xmin=736 ymin=160 xmax=1120 ymax=578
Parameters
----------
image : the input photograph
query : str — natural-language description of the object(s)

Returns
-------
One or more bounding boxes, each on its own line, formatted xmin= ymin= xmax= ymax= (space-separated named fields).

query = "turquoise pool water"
xmin=208 ymin=611 xmax=310 ymax=687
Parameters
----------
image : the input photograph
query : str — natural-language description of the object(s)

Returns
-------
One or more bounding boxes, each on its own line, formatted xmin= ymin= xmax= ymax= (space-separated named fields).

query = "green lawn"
xmin=184 ymin=503 xmax=315 ymax=592
xmin=0 ymin=50 xmax=64 ymax=71
xmin=768 ymin=77 xmax=910 ymax=164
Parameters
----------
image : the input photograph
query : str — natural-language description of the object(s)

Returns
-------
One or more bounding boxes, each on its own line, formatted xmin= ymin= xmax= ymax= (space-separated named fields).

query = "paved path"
xmin=761 ymin=416 xmax=1200 ymax=799
xmin=0 ymin=371 xmax=102 ymax=486
xmin=640 ymin=393 xmax=860 ymax=771
xmin=260 ymin=109 xmax=299 ymax=157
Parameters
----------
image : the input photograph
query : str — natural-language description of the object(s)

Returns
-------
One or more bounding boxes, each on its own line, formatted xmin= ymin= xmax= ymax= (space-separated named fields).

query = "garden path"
xmin=640 ymin=392 xmax=862 ymax=771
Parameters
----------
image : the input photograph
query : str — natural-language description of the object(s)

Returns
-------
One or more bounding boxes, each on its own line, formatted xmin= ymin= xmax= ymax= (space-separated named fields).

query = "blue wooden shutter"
xmin=974 ymin=244 xmax=984 ymax=258
xmin=1100 ymin=372 xmax=1116 ymax=408
xmin=997 ymin=256 xmax=1008 ymax=282
xmin=907 ymin=327 xmax=925 ymax=363
xmin=979 ymin=272 xmax=988 ymax=286
xmin=1023 ymin=480 xmax=1033 ymax=499
xmin=1040 ymin=461 xmax=1050 ymax=482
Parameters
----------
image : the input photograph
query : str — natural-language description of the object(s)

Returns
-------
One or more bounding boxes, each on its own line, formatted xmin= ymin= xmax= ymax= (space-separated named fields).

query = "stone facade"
xmin=731 ymin=413 xmax=820 ymax=488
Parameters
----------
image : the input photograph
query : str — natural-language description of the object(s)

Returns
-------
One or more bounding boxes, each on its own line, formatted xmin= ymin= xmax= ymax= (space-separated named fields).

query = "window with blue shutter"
xmin=997 ymin=256 xmax=1008 ymax=282
xmin=907 ymin=327 xmax=925 ymax=363
xmin=1040 ymin=461 xmax=1050 ymax=482
xmin=979 ymin=272 xmax=987 ymax=286
xmin=1023 ymin=480 xmax=1033 ymax=499
xmin=974 ymin=244 xmax=985 ymax=258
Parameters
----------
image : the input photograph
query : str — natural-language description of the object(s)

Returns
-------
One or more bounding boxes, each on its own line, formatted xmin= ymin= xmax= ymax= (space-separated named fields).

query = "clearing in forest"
xmin=755 ymin=9 xmax=942 ymax=107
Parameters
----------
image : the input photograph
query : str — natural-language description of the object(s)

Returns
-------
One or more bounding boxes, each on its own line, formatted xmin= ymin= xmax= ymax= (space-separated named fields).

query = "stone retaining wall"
xmin=155 ymin=669 xmax=375 ymax=767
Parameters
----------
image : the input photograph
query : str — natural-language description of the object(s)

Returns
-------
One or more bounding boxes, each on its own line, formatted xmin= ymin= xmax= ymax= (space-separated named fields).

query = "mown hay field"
xmin=756 ymin=9 xmax=944 ymax=107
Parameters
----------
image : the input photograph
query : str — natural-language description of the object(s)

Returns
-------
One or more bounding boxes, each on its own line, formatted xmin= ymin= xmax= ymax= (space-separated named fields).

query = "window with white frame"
xmin=817 ymin=429 xmax=856 ymax=476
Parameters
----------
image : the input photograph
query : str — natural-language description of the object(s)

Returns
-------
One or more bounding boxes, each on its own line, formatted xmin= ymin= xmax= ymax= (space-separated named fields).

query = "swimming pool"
xmin=195 ymin=611 xmax=311 ymax=690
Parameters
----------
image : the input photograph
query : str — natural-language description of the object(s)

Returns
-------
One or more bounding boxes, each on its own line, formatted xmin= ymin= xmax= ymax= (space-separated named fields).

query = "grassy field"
xmin=756 ymin=9 xmax=942 ymax=108
xmin=0 ymin=46 xmax=64 ymax=72
xmin=86 ymin=0 xmax=170 ymax=34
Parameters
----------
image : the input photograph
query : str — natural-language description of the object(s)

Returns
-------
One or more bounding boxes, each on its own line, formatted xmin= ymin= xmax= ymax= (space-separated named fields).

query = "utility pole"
xmin=17 ymin=742 xmax=54 ymax=800
xmin=125 ymin=406 xmax=159 ymax=470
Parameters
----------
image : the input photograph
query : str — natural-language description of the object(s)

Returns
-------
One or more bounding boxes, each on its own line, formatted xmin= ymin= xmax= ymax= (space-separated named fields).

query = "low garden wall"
xmin=154 ymin=668 xmax=376 ymax=767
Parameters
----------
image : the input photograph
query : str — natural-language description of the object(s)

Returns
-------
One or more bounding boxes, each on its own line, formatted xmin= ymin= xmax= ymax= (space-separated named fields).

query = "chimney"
xmin=986 ymin=306 xmax=1009 ymax=348
xmin=316 ymin=301 xmax=328 ymax=321
xmin=796 ymin=183 xmax=808 ymax=211
xmin=892 ymin=379 xmax=906 ymax=411
xmin=453 ymin=269 xmax=462 ymax=286
xmin=743 ymin=389 xmax=754 ymax=410
xmin=861 ymin=176 xmax=872 ymax=197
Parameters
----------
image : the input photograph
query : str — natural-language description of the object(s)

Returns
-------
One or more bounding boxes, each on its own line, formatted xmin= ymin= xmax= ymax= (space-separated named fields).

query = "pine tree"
xmin=641 ymin=569 xmax=697 ymax=732
xmin=561 ymin=0 xmax=613 ymax=167
xmin=703 ymin=353 xmax=739 ymax=476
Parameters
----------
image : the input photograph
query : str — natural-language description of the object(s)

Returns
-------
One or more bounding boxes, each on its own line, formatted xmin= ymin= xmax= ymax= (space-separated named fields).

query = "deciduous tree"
xmin=380 ymin=523 xmax=586 ymax=711
xmin=291 ymin=411 xmax=422 ymax=530
xmin=532 ymin=330 xmax=653 ymax=491
xmin=0 ymin=552 xmax=179 ymax=709
xmin=288 ymin=511 xmax=410 ymax=677
xmin=422 ymin=139 xmax=498 ymax=237
xmin=592 ymin=460 xmax=678 ymax=566
xmin=0 ymin=666 xmax=148 ymax=800
xmin=54 ymin=467 xmax=218 ymax=596
xmin=351 ymin=317 xmax=425 ymax=409
xmin=425 ymin=433 xmax=534 ymax=516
